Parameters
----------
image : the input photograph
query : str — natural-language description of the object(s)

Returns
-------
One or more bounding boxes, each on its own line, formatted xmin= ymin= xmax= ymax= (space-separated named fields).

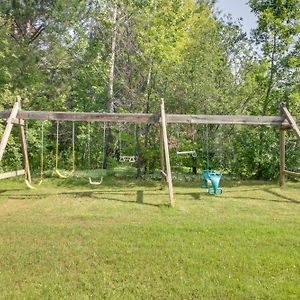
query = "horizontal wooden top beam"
xmin=0 ymin=109 xmax=290 ymax=126
xmin=20 ymin=111 xmax=160 ymax=124
xmin=166 ymin=114 xmax=288 ymax=126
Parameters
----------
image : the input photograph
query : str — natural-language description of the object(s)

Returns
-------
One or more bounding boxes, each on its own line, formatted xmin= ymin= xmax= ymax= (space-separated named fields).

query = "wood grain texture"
xmin=0 ymin=109 xmax=291 ymax=126
xmin=160 ymin=100 xmax=174 ymax=207
xmin=160 ymin=126 xmax=166 ymax=184
xmin=0 ymin=102 xmax=19 ymax=162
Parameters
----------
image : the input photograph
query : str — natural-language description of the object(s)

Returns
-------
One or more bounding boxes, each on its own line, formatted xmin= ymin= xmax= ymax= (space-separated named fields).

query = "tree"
xmin=247 ymin=0 xmax=300 ymax=178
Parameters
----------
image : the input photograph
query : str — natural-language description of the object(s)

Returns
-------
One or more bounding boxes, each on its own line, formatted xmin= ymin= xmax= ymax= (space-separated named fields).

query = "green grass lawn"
xmin=0 ymin=177 xmax=299 ymax=299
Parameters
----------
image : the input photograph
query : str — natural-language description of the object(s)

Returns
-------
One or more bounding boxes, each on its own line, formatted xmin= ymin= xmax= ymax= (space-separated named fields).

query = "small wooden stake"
xmin=279 ymin=128 xmax=285 ymax=187
xmin=160 ymin=99 xmax=174 ymax=207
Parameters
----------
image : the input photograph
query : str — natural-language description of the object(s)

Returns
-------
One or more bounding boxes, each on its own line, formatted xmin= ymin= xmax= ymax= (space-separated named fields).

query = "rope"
xmin=56 ymin=121 xmax=59 ymax=170
xmin=206 ymin=124 xmax=209 ymax=169
xmin=119 ymin=123 xmax=122 ymax=156
xmin=201 ymin=126 xmax=204 ymax=165
xmin=134 ymin=123 xmax=137 ymax=157
xmin=219 ymin=127 xmax=223 ymax=169
xmin=102 ymin=122 xmax=106 ymax=169
xmin=55 ymin=121 xmax=73 ymax=179
xmin=88 ymin=122 xmax=106 ymax=171
xmin=25 ymin=120 xmax=29 ymax=141
xmin=88 ymin=122 xmax=91 ymax=175
xmin=39 ymin=122 xmax=44 ymax=184
xmin=191 ymin=124 xmax=197 ymax=156
xmin=87 ymin=122 xmax=103 ymax=185
xmin=72 ymin=121 xmax=75 ymax=172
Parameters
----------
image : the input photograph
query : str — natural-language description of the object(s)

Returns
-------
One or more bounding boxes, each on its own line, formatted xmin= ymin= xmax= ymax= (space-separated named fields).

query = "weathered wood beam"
xmin=0 ymin=169 xmax=25 ymax=180
xmin=0 ymin=110 xmax=11 ymax=119
xmin=3 ymin=110 xmax=286 ymax=125
xmin=284 ymin=170 xmax=300 ymax=179
xmin=0 ymin=109 xmax=292 ymax=126
xmin=280 ymin=102 xmax=300 ymax=142
xmin=166 ymin=114 xmax=288 ymax=126
xmin=159 ymin=126 xmax=166 ymax=184
xmin=18 ymin=111 xmax=160 ymax=124
xmin=0 ymin=102 xmax=19 ymax=162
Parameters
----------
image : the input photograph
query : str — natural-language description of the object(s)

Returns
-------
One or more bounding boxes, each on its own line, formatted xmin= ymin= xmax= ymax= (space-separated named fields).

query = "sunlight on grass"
xmin=0 ymin=178 xmax=299 ymax=299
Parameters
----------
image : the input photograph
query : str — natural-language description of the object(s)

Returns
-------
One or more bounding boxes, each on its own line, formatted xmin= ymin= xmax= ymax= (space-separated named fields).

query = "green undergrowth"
xmin=0 ymin=177 xmax=299 ymax=299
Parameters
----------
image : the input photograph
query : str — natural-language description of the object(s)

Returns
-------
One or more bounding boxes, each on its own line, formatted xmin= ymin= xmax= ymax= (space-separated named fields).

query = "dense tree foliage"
xmin=0 ymin=0 xmax=299 ymax=179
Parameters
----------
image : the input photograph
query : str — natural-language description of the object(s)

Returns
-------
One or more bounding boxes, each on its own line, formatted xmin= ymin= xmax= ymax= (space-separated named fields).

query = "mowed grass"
xmin=0 ymin=177 xmax=299 ymax=299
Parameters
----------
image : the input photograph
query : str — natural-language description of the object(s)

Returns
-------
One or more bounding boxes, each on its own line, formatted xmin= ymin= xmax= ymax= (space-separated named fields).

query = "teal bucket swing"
xmin=202 ymin=170 xmax=223 ymax=195
xmin=201 ymin=125 xmax=223 ymax=195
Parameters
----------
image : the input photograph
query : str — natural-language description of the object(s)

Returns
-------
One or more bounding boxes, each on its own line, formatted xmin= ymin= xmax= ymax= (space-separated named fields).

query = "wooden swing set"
xmin=0 ymin=96 xmax=299 ymax=207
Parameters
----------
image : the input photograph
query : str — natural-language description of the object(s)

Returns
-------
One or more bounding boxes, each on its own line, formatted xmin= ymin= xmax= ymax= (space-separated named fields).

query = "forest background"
xmin=0 ymin=0 xmax=299 ymax=180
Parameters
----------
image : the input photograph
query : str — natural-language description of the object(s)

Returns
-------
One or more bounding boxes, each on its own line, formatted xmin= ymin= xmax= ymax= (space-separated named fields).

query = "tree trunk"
xmin=143 ymin=65 xmax=152 ymax=175
xmin=107 ymin=2 xmax=118 ymax=113
xmin=257 ymin=35 xmax=277 ymax=178
xmin=104 ymin=2 xmax=118 ymax=169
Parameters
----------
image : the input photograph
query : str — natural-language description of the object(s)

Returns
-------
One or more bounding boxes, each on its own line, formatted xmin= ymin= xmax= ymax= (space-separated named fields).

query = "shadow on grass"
xmin=0 ymin=189 xmax=171 ymax=208
xmin=90 ymin=194 xmax=170 ymax=208
xmin=52 ymin=177 xmax=159 ymax=189
xmin=221 ymin=191 xmax=300 ymax=205
xmin=263 ymin=189 xmax=300 ymax=204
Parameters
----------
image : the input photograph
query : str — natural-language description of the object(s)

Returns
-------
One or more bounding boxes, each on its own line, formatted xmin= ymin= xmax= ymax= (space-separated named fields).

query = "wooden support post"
xmin=279 ymin=127 xmax=286 ymax=187
xmin=17 ymin=97 xmax=32 ymax=183
xmin=160 ymin=99 xmax=174 ymax=207
xmin=136 ymin=190 xmax=144 ymax=204
xmin=159 ymin=125 xmax=166 ymax=184
xmin=0 ymin=102 xmax=19 ymax=162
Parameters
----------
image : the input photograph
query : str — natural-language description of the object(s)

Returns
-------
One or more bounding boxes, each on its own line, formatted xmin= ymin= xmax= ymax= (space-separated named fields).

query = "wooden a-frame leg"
xmin=160 ymin=99 xmax=174 ymax=207
xmin=0 ymin=102 xmax=20 ymax=163
xmin=160 ymin=125 xmax=166 ymax=184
